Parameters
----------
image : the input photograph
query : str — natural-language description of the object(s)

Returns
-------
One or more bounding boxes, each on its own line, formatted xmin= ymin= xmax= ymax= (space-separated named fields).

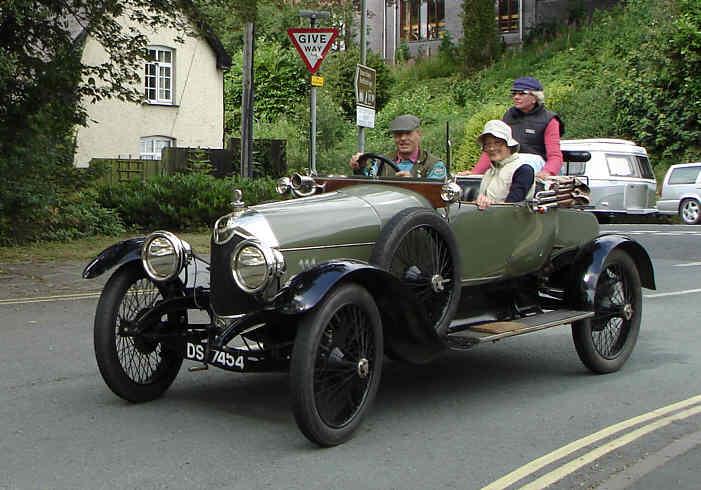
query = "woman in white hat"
xmin=475 ymin=120 xmax=535 ymax=210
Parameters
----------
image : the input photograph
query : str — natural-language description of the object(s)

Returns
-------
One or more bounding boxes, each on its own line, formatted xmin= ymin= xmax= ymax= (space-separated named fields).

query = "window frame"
xmin=498 ymin=0 xmax=520 ymax=33
xmin=140 ymin=135 xmax=175 ymax=160
xmin=399 ymin=0 xmax=445 ymax=42
xmin=606 ymin=154 xmax=637 ymax=178
xmin=668 ymin=166 xmax=701 ymax=185
xmin=145 ymin=46 xmax=174 ymax=105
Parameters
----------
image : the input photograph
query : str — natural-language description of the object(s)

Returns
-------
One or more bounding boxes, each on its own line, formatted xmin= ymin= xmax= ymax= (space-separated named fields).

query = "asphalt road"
xmin=1 ymin=224 xmax=699 ymax=490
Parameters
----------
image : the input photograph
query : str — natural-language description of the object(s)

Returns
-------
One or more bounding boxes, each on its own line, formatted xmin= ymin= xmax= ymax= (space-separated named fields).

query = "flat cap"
xmin=389 ymin=114 xmax=420 ymax=132
xmin=512 ymin=76 xmax=543 ymax=92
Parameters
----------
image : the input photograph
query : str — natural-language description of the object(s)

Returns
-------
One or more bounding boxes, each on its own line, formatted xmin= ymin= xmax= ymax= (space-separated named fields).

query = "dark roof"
xmin=181 ymin=0 xmax=232 ymax=69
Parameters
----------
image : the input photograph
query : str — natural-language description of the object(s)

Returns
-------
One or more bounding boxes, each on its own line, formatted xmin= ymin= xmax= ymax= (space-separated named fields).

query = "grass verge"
xmin=0 ymin=231 xmax=212 ymax=263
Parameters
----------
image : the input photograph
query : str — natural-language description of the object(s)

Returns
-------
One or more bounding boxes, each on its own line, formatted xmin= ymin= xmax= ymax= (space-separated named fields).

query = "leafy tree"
xmin=460 ymin=0 xmax=503 ymax=73
xmin=224 ymin=38 xmax=308 ymax=134
xmin=613 ymin=0 xmax=700 ymax=162
xmin=324 ymin=47 xmax=394 ymax=122
xmin=0 ymin=0 xmax=263 ymax=244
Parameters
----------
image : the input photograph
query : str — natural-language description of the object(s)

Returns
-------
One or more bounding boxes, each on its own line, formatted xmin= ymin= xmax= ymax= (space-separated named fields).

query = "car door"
xmin=605 ymin=153 xmax=653 ymax=211
xmin=449 ymin=203 xmax=556 ymax=284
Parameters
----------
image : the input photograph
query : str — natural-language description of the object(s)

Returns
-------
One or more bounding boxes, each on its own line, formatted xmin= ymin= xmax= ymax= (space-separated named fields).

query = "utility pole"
xmin=241 ymin=22 xmax=255 ymax=178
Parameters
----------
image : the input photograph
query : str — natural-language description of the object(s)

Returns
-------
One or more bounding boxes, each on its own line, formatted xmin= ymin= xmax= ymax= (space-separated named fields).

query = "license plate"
xmin=186 ymin=342 xmax=245 ymax=371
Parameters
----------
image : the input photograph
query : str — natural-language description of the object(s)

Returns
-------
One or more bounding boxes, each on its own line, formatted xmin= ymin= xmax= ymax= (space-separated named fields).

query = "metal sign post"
xmin=290 ymin=11 xmax=336 ymax=175
xmin=358 ymin=0 xmax=367 ymax=153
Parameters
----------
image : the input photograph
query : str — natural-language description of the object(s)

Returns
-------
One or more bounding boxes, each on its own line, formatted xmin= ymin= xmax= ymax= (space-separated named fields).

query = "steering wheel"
xmin=355 ymin=153 xmax=400 ymax=176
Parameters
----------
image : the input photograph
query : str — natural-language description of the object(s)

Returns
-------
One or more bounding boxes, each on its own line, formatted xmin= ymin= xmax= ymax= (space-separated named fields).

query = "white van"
xmin=559 ymin=139 xmax=657 ymax=217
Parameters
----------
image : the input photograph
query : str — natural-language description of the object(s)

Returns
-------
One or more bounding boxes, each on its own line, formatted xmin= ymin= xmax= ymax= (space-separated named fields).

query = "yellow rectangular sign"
xmin=311 ymin=75 xmax=324 ymax=87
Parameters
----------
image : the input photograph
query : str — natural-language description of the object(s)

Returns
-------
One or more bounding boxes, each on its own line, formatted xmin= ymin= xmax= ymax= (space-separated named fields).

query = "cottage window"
xmin=498 ymin=0 xmax=520 ymax=33
xmin=400 ymin=0 xmax=445 ymax=42
xmin=145 ymin=47 xmax=174 ymax=104
xmin=140 ymin=136 xmax=174 ymax=160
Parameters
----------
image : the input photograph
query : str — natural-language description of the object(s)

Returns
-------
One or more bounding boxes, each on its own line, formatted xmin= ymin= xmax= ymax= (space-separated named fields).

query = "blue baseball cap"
xmin=512 ymin=77 xmax=543 ymax=92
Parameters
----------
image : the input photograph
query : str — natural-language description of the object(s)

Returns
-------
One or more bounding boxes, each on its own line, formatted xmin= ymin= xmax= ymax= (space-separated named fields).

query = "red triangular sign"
xmin=287 ymin=28 xmax=338 ymax=74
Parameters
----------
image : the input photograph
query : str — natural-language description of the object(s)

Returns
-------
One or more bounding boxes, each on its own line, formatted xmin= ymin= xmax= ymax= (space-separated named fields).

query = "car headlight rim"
xmin=231 ymin=239 xmax=284 ymax=294
xmin=141 ymin=231 xmax=191 ymax=282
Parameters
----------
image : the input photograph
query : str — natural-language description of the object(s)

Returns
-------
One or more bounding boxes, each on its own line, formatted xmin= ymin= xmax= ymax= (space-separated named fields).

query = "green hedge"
xmin=97 ymin=174 xmax=279 ymax=231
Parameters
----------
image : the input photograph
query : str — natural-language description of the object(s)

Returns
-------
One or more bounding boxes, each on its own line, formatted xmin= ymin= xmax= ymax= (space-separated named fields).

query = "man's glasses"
xmin=511 ymin=90 xmax=530 ymax=96
xmin=483 ymin=141 xmax=506 ymax=149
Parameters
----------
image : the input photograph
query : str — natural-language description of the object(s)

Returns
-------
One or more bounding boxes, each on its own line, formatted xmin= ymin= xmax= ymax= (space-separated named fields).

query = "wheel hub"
xmin=623 ymin=303 xmax=633 ymax=321
xmin=357 ymin=358 xmax=369 ymax=378
xmin=430 ymin=274 xmax=449 ymax=293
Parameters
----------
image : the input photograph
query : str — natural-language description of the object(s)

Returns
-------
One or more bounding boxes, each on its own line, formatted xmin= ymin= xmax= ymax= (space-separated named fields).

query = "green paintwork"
xmin=241 ymin=182 xmax=600 ymax=283
xmin=250 ymin=185 xmax=434 ymax=279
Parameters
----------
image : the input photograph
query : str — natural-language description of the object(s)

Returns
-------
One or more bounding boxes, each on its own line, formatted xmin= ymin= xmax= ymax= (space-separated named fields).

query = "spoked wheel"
xmin=371 ymin=207 xmax=461 ymax=335
xmin=572 ymin=250 xmax=642 ymax=373
xmin=291 ymin=283 xmax=383 ymax=446
xmin=94 ymin=262 xmax=185 ymax=402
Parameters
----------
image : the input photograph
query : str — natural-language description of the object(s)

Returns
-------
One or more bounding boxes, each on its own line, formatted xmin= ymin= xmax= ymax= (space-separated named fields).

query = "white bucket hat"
xmin=477 ymin=120 xmax=520 ymax=151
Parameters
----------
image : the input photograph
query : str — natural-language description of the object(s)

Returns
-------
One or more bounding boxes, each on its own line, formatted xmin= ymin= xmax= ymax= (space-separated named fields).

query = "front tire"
xmin=290 ymin=283 xmax=383 ymax=446
xmin=94 ymin=262 xmax=184 ymax=402
xmin=572 ymin=250 xmax=642 ymax=373
xmin=680 ymin=198 xmax=700 ymax=225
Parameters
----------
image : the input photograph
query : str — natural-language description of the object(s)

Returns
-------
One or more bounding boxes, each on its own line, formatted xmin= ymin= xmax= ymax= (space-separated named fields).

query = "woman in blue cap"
xmin=463 ymin=76 xmax=565 ymax=179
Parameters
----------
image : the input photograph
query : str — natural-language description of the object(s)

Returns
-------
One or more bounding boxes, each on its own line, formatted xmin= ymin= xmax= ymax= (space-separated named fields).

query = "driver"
xmin=349 ymin=114 xmax=447 ymax=179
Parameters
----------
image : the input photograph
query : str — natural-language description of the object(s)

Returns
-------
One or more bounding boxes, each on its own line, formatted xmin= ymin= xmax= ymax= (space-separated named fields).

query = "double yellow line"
xmin=482 ymin=394 xmax=701 ymax=489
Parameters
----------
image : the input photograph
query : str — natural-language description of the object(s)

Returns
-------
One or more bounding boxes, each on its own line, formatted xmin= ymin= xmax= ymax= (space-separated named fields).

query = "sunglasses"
xmin=511 ymin=90 xmax=530 ymax=95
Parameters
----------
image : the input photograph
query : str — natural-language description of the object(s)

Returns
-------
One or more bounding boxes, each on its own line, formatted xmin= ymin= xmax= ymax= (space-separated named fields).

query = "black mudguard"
xmin=82 ymin=237 xmax=145 ymax=279
xmin=271 ymin=260 xmax=446 ymax=364
xmin=575 ymin=234 xmax=656 ymax=309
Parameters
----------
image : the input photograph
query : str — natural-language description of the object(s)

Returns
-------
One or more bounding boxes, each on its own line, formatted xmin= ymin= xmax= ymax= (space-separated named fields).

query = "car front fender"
xmin=82 ymin=237 xmax=145 ymax=279
xmin=575 ymin=234 xmax=656 ymax=308
xmin=271 ymin=259 xmax=446 ymax=364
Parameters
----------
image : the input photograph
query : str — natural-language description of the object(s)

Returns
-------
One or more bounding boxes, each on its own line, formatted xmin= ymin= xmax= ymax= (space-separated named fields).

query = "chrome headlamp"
xmin=290 ymin=173 xmax=317 ymax=197
xmin=276 ymin=176 xmax=292 ymax=195
xmin=141 ymin=231 xmax=192 ymax=282
xmin=231 ymin=239 xmax=285 ymax=293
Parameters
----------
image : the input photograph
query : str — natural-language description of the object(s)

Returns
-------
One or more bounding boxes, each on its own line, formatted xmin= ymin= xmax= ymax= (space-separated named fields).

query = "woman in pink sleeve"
xmin=459 ymin=77 xmax=564 ymax=180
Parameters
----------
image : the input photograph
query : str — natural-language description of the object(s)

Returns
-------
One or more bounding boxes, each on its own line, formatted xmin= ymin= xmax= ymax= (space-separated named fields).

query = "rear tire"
xmin=680 ymin=198 xmax=700 ymax=225
xmin=290 ymin=283 xmax=383 ymax=446
xmin=94 ymin=262 xmax=184 ymax=402
xmin=572 ymin=250 xmax=642 ymax=374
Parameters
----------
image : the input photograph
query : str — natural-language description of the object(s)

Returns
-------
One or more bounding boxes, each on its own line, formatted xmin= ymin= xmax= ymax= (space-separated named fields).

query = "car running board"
xmin=445 ymin=309 xmax=594 ymax=349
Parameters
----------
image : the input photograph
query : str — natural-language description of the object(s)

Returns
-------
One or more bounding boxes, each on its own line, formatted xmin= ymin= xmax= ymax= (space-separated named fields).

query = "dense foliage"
xmin=450 ymin=0 xmax=701 ymax=172
xmin=1 ymin=0 xmax=194 ymax=245
xmin=224 ymin=38 xmax=308 ymax=133
xmin=324 ymin=47 xmax=395 ymax=122
xmin=97 ymin=174 xmax=278 ymax=230
xmin=460 ymin=0 xmax=503 ymax=73
xmin=3 ymin=0 xmax=699 ymax=246
xmin=612 ymin=0 xmax=700 ymax=163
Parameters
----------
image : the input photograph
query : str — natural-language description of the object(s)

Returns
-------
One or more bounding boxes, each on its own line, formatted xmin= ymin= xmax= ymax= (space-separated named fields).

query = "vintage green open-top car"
xmin=84 ymin=154 xmax=655 ymax=446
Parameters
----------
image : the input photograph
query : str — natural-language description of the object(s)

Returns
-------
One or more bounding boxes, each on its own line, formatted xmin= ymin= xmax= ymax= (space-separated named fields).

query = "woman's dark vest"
xmin=503 ymin=104 xmax=564 ymax=159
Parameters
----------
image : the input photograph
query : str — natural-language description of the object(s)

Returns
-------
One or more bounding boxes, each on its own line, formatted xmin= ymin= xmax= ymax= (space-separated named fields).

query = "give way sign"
xmin=287 ymin=28 xmax=339 ymax=74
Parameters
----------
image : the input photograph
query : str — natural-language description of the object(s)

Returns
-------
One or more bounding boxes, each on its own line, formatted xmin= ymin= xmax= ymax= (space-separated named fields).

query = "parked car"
xmin=656 ymin=162 xmax=701 ymax=225
xmin=559 ymin=139 xmax=657 ymax=219
xmin=83 ymin=156 xmax=655 ymax=446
